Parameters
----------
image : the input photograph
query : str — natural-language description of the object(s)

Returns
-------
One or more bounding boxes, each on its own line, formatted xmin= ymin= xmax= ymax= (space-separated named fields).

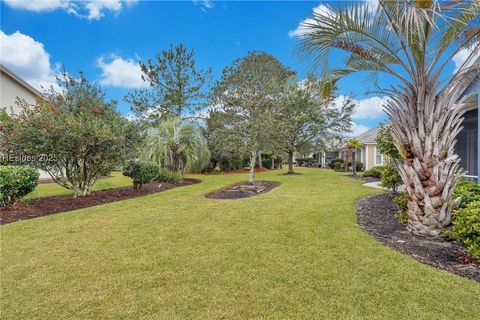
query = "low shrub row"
xmin=395 ymin=179 xmax=480 ymax=260
xmin=0 ymin=165 xmax=39 ymax=207
xmin=363 ymin=166 xmax=384 ymax=179
xmin=122 ymin=160 xmax=183 ymax=188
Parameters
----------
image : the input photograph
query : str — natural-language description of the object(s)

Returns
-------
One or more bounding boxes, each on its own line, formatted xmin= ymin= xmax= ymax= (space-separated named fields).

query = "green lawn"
xmin=26 ymin=171 xmax=133 ymax=199
xmin=1 ymin=168 xmax=479 ymax=319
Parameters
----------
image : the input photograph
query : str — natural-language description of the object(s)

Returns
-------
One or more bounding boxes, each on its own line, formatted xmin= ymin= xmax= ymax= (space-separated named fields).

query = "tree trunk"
xmin=352 ymin=150 xmax=357 ymax=177
xmin=258 ymin=152 xmax=263 ymax=168
xmin=248 ymin=152 xmax=256 ymax=185
xmin=288 ymin=151 xmax=294 ymax=174
xmin=271 ymin=157 xmax=275 ymax=169
xmin=384 ymin=88 xmax=466 ymax=237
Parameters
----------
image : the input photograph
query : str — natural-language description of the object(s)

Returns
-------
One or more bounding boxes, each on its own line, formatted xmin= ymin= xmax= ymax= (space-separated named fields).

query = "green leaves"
xmin=0 ymin=165 xmax=39 ymax=207
xmin=142 ymin=116 xmax=210 ymax=173
xmin=1 ymin=72 xmax=136 ymax=197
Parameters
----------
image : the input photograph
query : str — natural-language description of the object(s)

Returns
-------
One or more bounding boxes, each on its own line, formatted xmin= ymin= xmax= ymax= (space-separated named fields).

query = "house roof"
xmin=0 ymin=64 xmax=42 ymax=97
xmin=356 ymin=127 xmax=379 ymax=144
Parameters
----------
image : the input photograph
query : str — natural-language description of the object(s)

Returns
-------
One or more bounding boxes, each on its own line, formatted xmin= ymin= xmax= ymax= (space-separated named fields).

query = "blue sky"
xmin=0 ymin=0 xmax=467 ymax=135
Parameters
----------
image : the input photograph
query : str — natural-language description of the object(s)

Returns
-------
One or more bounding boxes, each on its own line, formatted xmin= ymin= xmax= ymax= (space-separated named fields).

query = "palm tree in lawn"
xmin=300 ymin=0 xmax=479 ymax=236
xmin=143 ymin=116 xmax=210 ymax=174
xmin=347 ymin=138 xmax=362 ymax=177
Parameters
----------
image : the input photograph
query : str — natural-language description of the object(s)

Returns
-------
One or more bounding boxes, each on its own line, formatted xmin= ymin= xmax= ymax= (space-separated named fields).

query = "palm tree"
xmin=143 ymin=117 xmax=210 ymax=174
xmin=347 ymin=138 xmax=363 ymax=177
xmin=300 ymin=1 xmax=479 ymax=236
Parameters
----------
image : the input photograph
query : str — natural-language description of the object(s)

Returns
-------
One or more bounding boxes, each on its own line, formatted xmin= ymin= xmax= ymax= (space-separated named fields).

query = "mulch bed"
xmin=356 ymin=193 xmax=479 ymax=282
xmin=206 ymin=181 xmax=280 ymax=200
xmin=346 ymin=174 xmax=380 ymax=183
xmin=0 ymin=178 xmax=201 ymax=225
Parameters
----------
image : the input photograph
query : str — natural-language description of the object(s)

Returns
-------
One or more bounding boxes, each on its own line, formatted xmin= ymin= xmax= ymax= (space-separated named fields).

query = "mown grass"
xmin=26 ymin=171 xmax=132 ymax=199
xmin=1 ymin=168 xmax=479 ymax=319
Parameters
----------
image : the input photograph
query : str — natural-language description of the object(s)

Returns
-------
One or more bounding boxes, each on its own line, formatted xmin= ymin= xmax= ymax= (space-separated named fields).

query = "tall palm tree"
xmin=300 ymin=0 xmax=479 ymax=236
xmin=143 ymin=117 xmax=210 ymax=174
xmin=347 ymin=138 xmax=363 ymax=177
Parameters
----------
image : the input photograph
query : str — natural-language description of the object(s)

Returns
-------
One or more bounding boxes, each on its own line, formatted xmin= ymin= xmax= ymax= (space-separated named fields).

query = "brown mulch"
xmin=206 ymin=180 xmax=280 ymax=200
xmin=346 ymin=174 xmax=380 ymax=183
xmin=282 ymin=172 xmax=303 ymax=176
xmin=0 ymin=178 xmax=201 ymax=225
xmin=356 ymin=193 xmax=479 ymax=282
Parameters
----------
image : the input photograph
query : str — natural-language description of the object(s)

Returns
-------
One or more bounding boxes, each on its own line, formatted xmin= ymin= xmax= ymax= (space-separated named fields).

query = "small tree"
xmin=1 ymin=72 xmax=138 ymax=197
xmin=125 ymin=43 xmax=212 ymax=122
xmin=211 ymin=52 xmax=294 ymax=184
xmin=347 ymin=138 xmax=362 ymax=177
xmin=377 ymin=124 xmax=403 ymax=192
xmin=142 ymin=116 xmax=210 ymax=174
xmin=276 ymin=76 xmax=354 ymax=174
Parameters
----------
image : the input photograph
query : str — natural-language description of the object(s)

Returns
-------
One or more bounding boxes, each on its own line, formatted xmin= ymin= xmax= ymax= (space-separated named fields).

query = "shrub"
xmin=394 ymin=191 xmax=409 ymax=224
xmin=453 ymin=179 xmax=480 ymax=208
xmin=123 ymin=160 xmax=159 ymax=188
xmin=329 ymin=158 xmax=344 ymax=169
xmin=1 ymin=72 xmax=140 ymax=197
xmin=381 ymin=164 xmax=403 ymax=192
xmin=355 ymin=162 xmax=364 ymax=171
xmin=333 ymin=162 xmax=344 ymax=171
xmin=157 ymin=168 xmax=183 ymax=184
xmin=447 ymin=200 xmax=480 ymax=260
xmin=0 ymin=165 xmax=39 ymax=207
xmin=363 ymin=166 xmax=384 ymax=179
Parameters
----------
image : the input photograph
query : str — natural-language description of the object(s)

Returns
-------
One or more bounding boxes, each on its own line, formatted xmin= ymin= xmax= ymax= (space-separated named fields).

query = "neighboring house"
xmin=341 ymin=127 xmax=384 ymax=171
xmin=0 ymin=64 xmax=51 ymax=180
xmin=1 ymin=64 xmax=41 ymax=114
xmin=456 ymin=72 xmax=479 ymax=182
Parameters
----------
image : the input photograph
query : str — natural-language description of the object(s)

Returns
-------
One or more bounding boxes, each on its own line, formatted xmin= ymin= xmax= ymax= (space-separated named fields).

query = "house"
xmin=341 ymin=127 xmax=384 ymax=171
xmin=1 ymin=64 xmax=41 ymax=114
xmin=456 ymin=69 xmax=479 ymax=182
xmin=0 ymin=64 xmax=51 ymax=180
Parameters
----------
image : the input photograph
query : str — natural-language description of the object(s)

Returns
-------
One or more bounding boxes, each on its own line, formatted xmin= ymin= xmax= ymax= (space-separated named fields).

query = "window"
xmin=375 ymin=147 xmax=382 ymax=165
xmin=355 ymin=148 xmax=362 ymax=162
xmin=456 ymin=108 xmax=478 ymax=177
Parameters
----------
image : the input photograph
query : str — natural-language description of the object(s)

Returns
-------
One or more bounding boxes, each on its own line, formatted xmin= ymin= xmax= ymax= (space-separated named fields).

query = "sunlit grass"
xmin=26 ymin=171 xmax=132 ymax=199
xmin=2 ymin=168 xmax=479 ymax=319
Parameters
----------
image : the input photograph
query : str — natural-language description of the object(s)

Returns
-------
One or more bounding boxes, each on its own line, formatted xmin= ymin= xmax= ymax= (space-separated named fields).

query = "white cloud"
xmin=350 ymin=123 xmax=371 ymax=136
xmin=452 ymin=45 xmax=480 ymax=73
xmin=289 ymin=0 xmax=379 ymax=38
xmin=193 ymin=0 xmax=214 ymax=11
xmin=4 ymin=0 xmax=137 ymax=20
xmin=288 ymin=4 xmax=335 ymax=38
xmin=334 ymin=95 xmax=388 ymax=119
xmin=97 ymin=55 xmax=148 ymax=88
xmin=0 ymin=30 xmax=58 ymax=90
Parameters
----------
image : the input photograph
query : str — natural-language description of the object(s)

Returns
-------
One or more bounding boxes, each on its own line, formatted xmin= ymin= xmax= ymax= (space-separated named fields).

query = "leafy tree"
xmin=125 ymin=44 xmax=212 ymax=122
xmin=347 ymin=138 xmax=362 ymax=177
xmin=377 ymin=124 xmax=403 ymax=192
xmin=299 ymin=1 xmax=479 ymax=236
xmin=204 ymin=110 xmax=245 ymax=171
xmin=276 ymin=76 xmax=354 ymax=174
xmin=211 ymin=52 xmax=294 ymax=183
xmin=1 ymin=72 xmax=138 ymax=197
xmin=142 ymin=116 xmax=210 ymax=174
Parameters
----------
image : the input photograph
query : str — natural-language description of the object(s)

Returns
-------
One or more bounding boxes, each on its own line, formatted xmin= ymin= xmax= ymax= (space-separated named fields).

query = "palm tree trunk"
xmin=385 ymin=89 xmax=465 ymax=237
xmin=352 ymin=152 xmax=357 ymax=177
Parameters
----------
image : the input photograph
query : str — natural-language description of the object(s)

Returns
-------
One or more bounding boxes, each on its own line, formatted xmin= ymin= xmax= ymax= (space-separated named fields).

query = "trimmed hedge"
xmin=363 ymin=166 xmax=384 ymax=179
xmin=0 ymin=165 xmax=39 ymax=207
xmin=329 ymin=158 xmax=344 ymax=169
xmin=448 ymin=200 xmax=480 ymax=260
xmin=123 ymin=160 xmax=159 ymax=188
xmin=453 ymin=179 xmax=480 ymax=208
